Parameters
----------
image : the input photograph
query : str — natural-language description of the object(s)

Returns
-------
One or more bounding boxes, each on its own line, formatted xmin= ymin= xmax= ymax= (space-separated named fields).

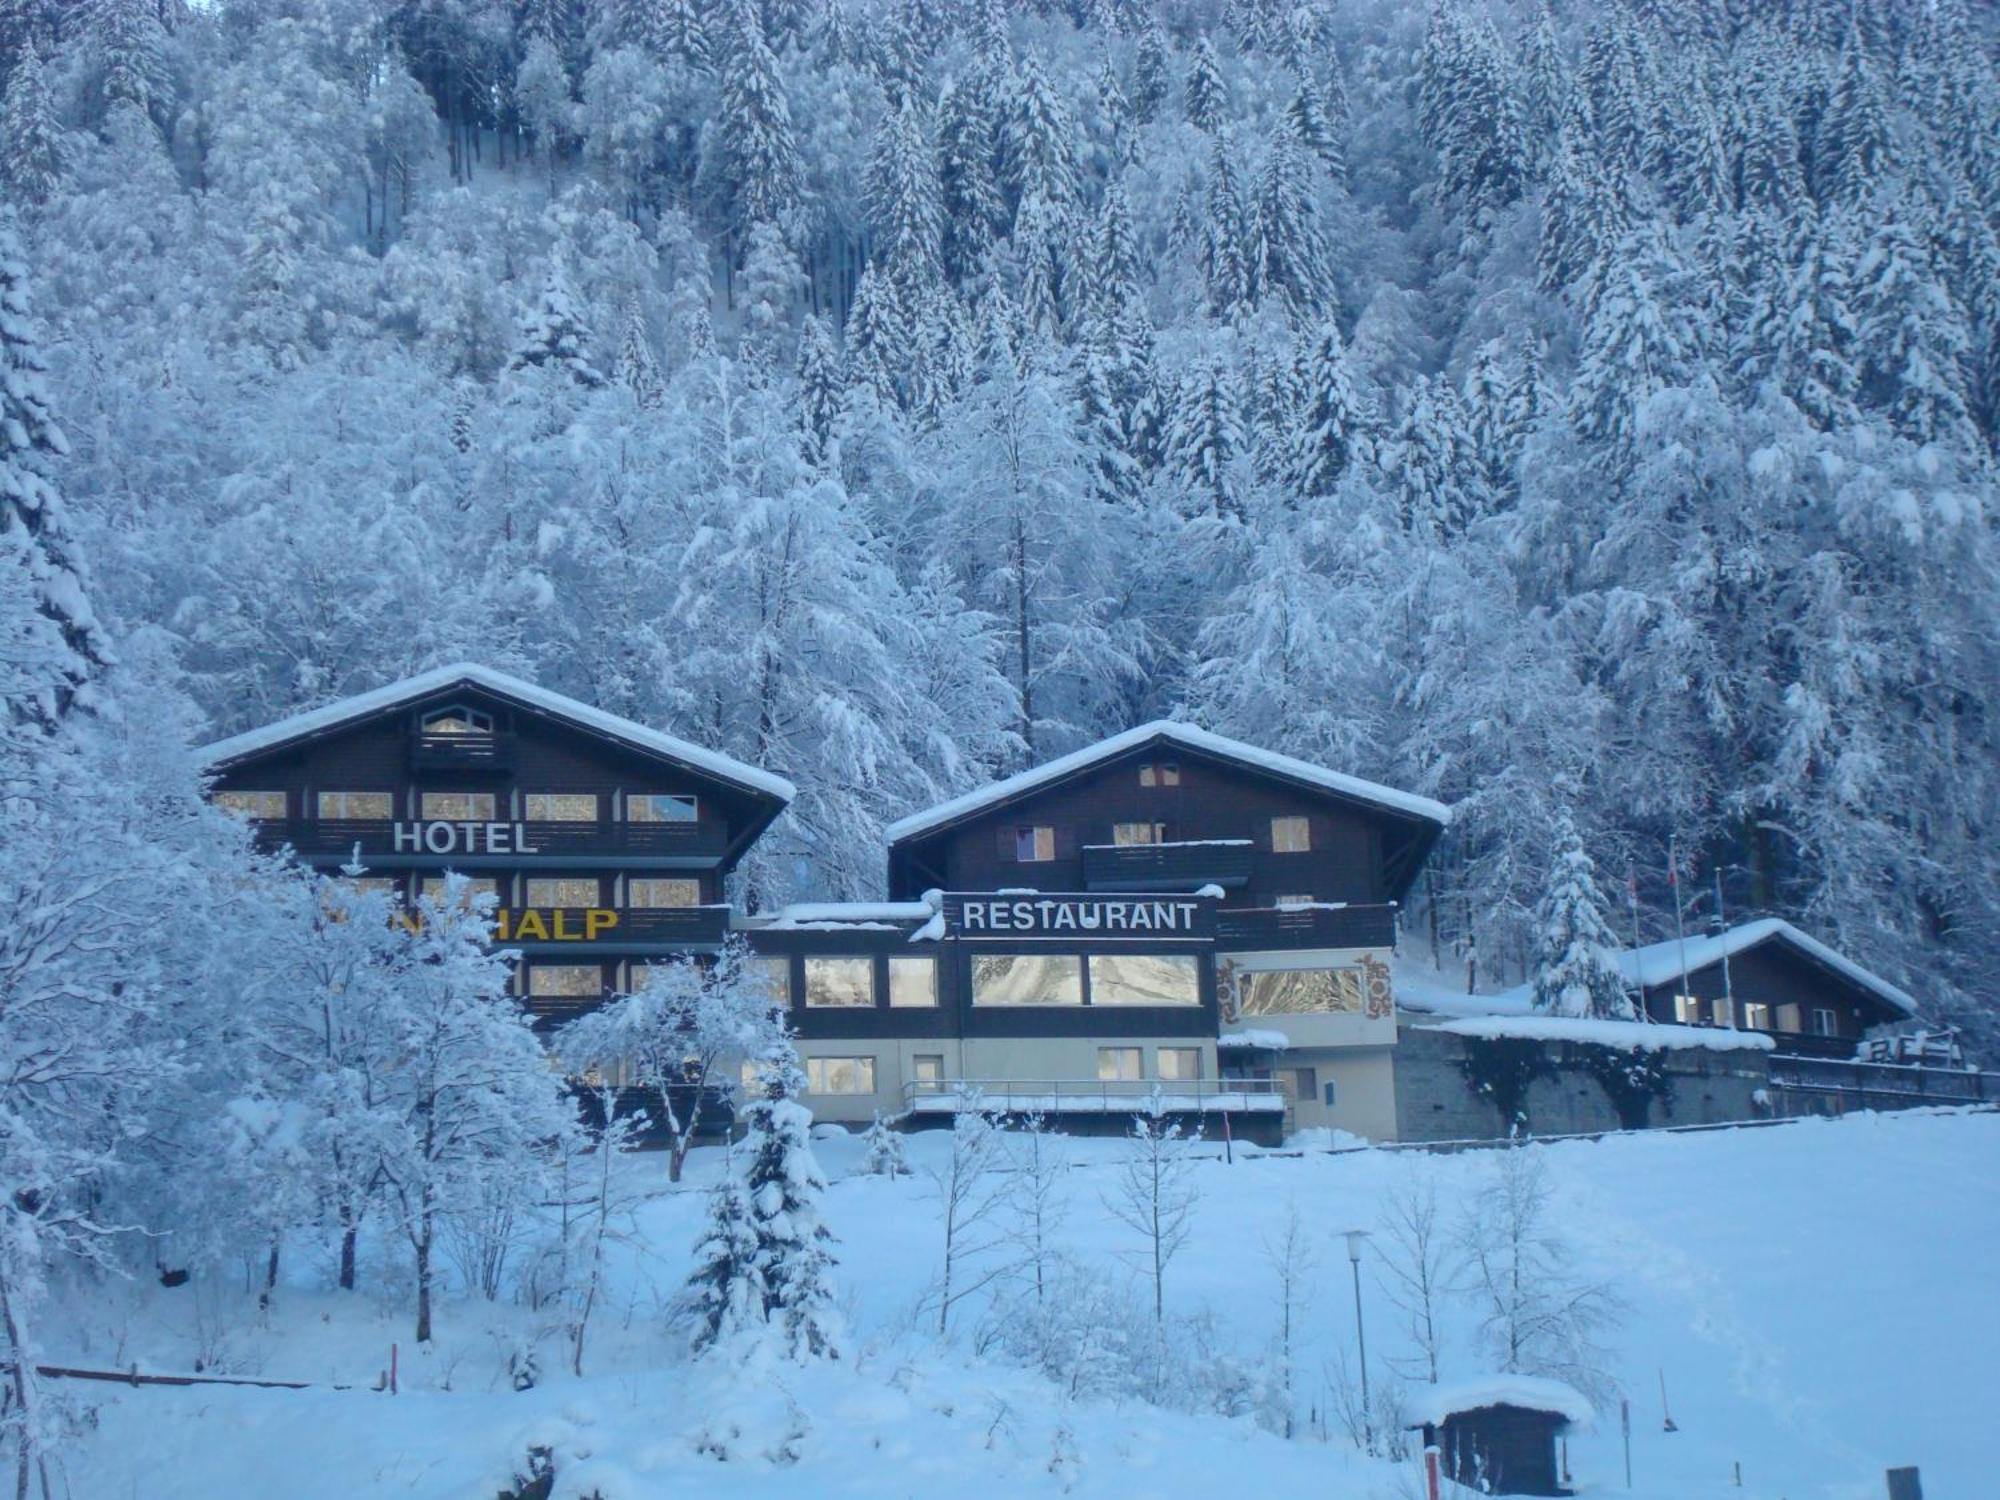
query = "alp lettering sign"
xmin=392 ymin=820 xmax=540 ymax=855
xmin=944 ymin=893 xmax=1214 ymax=941
xmin=494 ymin=908 xmax=620 ymax=942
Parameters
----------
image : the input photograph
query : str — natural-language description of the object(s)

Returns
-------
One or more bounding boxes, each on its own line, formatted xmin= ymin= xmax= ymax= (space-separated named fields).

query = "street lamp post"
xmin=1345 ymin=1229 xmax=1372 ymax=1452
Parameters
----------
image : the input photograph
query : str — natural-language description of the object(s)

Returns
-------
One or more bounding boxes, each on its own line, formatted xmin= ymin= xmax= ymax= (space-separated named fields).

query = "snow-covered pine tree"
xmin=510 ymin=249 xmax=607 ymax=387
xmin=710 ymin=0 xmax=800 ymax=256
xmin=1287 ymin=314 xmax=1371 ymax=498
xmin=1185 ymin=35 xmax=1226 ymax=132
xmin=0 ymin=222 xmax=111 ymax=727
xmin=865 ymin=95 xmax=944 ymax=285
xmin=1004 ymin=49 xmax=1080 ymax=215
xmin=1529 ymin=812 xmax=1636 ymax=1020
xmin=861 ymin=1110 xmax=910 ymax=1175
xmin=741 ymin=1054 xmax=840 ymax=1360
xmin=684 ymin=1165 xmax=766 ymax=1355
xmin=1 ymin=42 xmax=60 ymax=204
xmin=937 ymin=69 xmax=1007 ymax=283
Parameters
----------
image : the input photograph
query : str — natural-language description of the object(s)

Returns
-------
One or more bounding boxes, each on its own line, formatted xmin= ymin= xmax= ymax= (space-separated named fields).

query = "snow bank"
xmin=1410 ymin=1375 xmax=1594 ymax=1428
xmin=1421 ymin=1015 xmax=1776 ymax=1052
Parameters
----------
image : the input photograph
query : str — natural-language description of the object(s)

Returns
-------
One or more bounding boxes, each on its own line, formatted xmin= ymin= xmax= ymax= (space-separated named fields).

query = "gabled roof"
xmin=884 ymin=720 xmax=1449 ymax=844
xmin=1410 ymin=1376 xmax=1593 ymax=1429
xmin=1619 ymin=918 xmax=1917 ymax=1018
xmin=197 ymin=662 xmax=796 ymax=803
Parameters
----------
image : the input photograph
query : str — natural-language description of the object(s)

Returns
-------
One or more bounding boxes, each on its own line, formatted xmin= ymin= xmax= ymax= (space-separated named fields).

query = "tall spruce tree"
xmin=1530 ymin=813 xmax=1636 ymax=1020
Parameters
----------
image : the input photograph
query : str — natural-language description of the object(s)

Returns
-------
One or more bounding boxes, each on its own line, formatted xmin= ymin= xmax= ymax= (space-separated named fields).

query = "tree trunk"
xmin=415 ymin=1215 xmax=434 ymax=1345
xmin=339 ymin=1221 xmax=358 ymax=1292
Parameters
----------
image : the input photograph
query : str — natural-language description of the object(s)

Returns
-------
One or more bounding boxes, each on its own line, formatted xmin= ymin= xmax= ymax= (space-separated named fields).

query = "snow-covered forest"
xmin=5 ymin=0 xmax=1998 ymax=1019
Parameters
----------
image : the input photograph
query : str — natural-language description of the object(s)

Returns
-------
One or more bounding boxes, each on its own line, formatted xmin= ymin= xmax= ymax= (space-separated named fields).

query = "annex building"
xmin=200 ymin=665 xmax=1948 ymax=1143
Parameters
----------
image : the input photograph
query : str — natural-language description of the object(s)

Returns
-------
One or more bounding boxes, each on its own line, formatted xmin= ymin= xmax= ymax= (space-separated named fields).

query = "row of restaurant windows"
xmin=345 ymin=874 xmax=704 ymax=907
xmin=778 ymin=1046 xmax=1207 ymax=1097
xmin=1670 ymin=994 xmax=1840 ymax=1036
xmin=1010 ymin=814 xmax=1312 ymax=861
xmin=215 ymin=789 xmax=700 ymax=822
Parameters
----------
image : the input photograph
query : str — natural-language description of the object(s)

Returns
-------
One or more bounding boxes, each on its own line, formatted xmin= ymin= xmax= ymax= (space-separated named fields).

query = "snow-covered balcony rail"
xmin=1079 ymin=839 xmax=1256 ymax=890
xmin=901 ymin=1078 xmax=1287 ymax=1116
xmin=1767 ymin=1054 xmax=2000 ymax=1103
xmin=1215 ymin=902 xmax=1397 ymax=951
xmin=407 ymin=727 xmax=514 ymax=771
xmin=248 ymin=816 xmax=732 ymax=868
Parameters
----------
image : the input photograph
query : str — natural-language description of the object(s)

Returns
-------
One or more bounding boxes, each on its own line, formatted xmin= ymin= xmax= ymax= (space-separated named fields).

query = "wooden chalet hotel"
xmin=200 ymin=664 xmax=1940 ymax=1142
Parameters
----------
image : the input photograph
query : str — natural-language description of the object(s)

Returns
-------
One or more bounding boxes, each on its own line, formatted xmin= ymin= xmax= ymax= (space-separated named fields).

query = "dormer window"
xmin=421 ymin=705 xmax=493 ymax=736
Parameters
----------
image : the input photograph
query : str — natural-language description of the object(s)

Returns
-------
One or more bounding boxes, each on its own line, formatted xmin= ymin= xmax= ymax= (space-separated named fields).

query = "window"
xmin=1112 ymin=821 xmax=1166 ymax=846
xmin=888 ymin=957 xmax=937 ymax=1007
xmin=911 ymin=1054 xmax=946 ymax=1085
xmin=345 ymin=876 xmax=401 ymax=900
xmin=524 ymin=792 xmax=598 ymax=821
xmin=626 ymin=793 xmax=697 ymax=823
xmin=528 ymin=964 xmax=602 ymax=998
xmin=1014 ymin=825 xmax=1056 ymax=862
xmin=1741 ymin=1001 xmax=1772 ymax=1031
xmin=751 ymin=956 xmax=792 ymax=1004
xmin=1097 ymin=1047 xmax=1143 ymax=1083
xmin=1274 ymin=894 xmax=1315 ymax=908
xmin=421 ymin=705 xmax=492 ymax=735
xmin=1282 ymin=1067 xmax=1318 ymax=1105
xmin=1271 ymin=816 xmax=1312 ymax=853
xmin=1157 ymin=1048 xmax=1202 ymax=1082
xmin=317 ymin=790 xmax=391 ymax=820
xmin=1138 ymin=762 xmax=1180 ymax=787
xmin=215 ymin=789 xmax=286 ymax=819
xmin=420 ymin=876 xmax=499 ymax=909
xmin=1088 ymin=953 xmax=1201 ymax=1005
xmin=627 ymin=877 xmax=701 ymax=908
xmin=739 ymin=1059 xmax=765 ymax=1094
xmin=1810 ymin=1007 xmax=1839 ymax=1037
xmin=806 ymin=1056 xmax=876 ymax=1095
xmin=525 ymin=877 xmax=599 ymax=907
xmin=804 ymin=957 xmax=875 ymax=1008
xmin=1712 ymin=997 xmax=1736 ymax=1028
xmin=972 ymin=954 xmax=1083 ymax=1006
xmin=421 ymin=790 xmax=496 ymax=821
xmin=1672 ymin=993 xmax=1706 ymax=1025
xmin=1237 ymin=967 xmax=1363 ymax=1016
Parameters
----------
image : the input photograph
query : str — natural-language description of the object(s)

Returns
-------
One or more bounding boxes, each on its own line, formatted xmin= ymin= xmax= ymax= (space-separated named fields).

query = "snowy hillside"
xmin=56 ymin=1109 xmax=1997 ymax=1500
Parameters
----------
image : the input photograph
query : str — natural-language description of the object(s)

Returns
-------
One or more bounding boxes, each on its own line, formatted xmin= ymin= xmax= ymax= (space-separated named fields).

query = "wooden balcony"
xmin=408 ymin=729 xmax=515 ymax=772
xmin=494 ymin=904 xmax=730 ymax=950
xmin=251 ymin=817 xmax=731 ymax=869
xmin=1216 ymin=902 xmax=1397 ymax=951
xmin=1080 ymin=839 xmax=1255 ymax=891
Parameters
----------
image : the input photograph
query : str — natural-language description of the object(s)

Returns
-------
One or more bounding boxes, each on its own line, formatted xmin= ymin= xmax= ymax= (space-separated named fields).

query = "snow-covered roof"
xmin=196 ymin=663 xmax=795 ymax=802
xmin=885 ymin=721 xmax=1449 ymax=843
xmin=1619 ymin=919 xmax=1916 ymax=1018
xmin=1217 ymin=1030 xmax=1292 ymax=1051
xmin=1421 ymin=1015 xmax=1776 ymax=1053
xmin=738 ymin=901 xmax=936 ymax=931
xmin=1410 ymin=1376 xmax=1593 ymax=1428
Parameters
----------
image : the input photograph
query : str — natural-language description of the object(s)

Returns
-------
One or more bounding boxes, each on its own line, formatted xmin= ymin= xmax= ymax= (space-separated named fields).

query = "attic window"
xmin=422 ymin=705 xmax=493 ymax=735
xmin=1138 ymin=762 xmax=1180 ymax=787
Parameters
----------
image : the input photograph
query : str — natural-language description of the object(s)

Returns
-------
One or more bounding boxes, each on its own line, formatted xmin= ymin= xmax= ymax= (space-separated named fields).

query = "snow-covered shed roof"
xmin=1420 ymin=1014 xmax=1775 ymax=1053
xmin=884 ymin=721 xmax=1449 ymax=844
xmin=1619 ymin=919 xmax=1916 ymax=1018
xmin=197 ymin=662 xmax=796 ymax=803
xmin=1409 ymin=1376 xmax=1594 ymax=1429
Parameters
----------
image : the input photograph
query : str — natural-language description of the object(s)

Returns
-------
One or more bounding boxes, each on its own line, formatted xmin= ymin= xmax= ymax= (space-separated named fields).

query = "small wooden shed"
xmin=1408 ymin=1376 xmax=1593 ymax=1497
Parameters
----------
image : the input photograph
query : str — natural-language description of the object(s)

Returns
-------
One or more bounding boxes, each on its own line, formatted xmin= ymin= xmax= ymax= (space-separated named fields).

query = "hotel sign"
xmin=494 ymin=908 xmax=619 ymax=942
xmin=943 ymin=893 xmax=1215 ymax=942
xmin=393 ymin=820 xmax=540 ymax=854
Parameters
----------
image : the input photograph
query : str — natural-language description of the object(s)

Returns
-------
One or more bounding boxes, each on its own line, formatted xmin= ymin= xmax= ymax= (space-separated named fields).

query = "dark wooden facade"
xmin=885 ymin=729 xmax=1445 ymax=949
xmin=201 ymin=668 xmax=791 ymax=1025
xmin=1424 ymin=1404 xmax=1570 ymax=1497
xmin=1637 ymin=932 xmax=1910 ymax=1057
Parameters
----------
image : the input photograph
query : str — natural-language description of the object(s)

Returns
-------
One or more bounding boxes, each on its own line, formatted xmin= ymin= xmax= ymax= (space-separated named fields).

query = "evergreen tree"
xmin=1185 ymin=36 xmax=1226 ymax=132
xmin=860 ymin=1111 xmax=910 ymax=1175
xmin=1250 ymin=118 xmax=1330 ymax=313
xmin=1004 ymin=49 xmax=1080 ymax=214
xmin=0 ymin=224 xmax=110 ymax=726
xmin=615 ymin=303 xmax=664 ymax=407
xmin=1167 ymin=353 xmax=1248 ymax=521
xmin=1568 ymin=228 xmax=1694 ymax=453
xmin=796 ymin=312 xmax=842 ymax=468
xmin=1386 ymin=376 xmax=1485 ymax=541
xmin=1850 ymin=198 xmax=1979 ymax=452
xmin=1132 ymin=20 xmax=1169 ymax=124
xmin=685 ymin=1170 xmax=765 ymax=1353
xmin=1283 ymin=72 xmax=1344 ymax=181
xmin=738 ymin=218 xmax=803 ymax=376
xmin=1 ymin=42 xmax=60 ymax=205
xmin=865 ymin=95 xmax=944 ymax=285
xmin=1530 ymin=813 xmax=1636 ymax=1020
xmin=1288 ymin=314 xmax=1371 ymax=497
xmin=710 ymin=0 xmax=801 ymax=254
xmin=740 ymin=1059 xmax=840 ymax=1360
xmin=937 ymin=69 xmax=1008 ymax=283
xmin=510 ymin=250 xmax=606 ymax=386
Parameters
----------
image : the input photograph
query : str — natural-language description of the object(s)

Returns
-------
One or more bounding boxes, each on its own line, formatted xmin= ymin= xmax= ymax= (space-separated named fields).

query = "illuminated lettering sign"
xmin=944 ymin=893 xmax=1213 ymax=941
xmin=391 ymin=821 xmax=541 ymax=855
xmin=493 ymin=909 xmax=621 ymax=942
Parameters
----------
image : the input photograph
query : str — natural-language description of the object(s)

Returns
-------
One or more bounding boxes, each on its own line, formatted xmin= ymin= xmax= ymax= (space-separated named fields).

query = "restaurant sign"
xmin=943 ymin=893 xmax=1215 ymax=941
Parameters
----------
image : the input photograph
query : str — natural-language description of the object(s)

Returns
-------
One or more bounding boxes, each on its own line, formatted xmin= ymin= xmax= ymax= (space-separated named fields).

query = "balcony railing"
xmin=1768 ymin=1053 xmax=2000 ymax=1103
xmin=408 ymin=730 xmax=515 ymax=771
xmin=1217 ymin=903 xmax=1397 ymax=951
xmin=902 ymin=1077 xmax=1286 ymax=1116
xmin=252 ymin=817 xmax=730 ymax=866
xmin=493 ymin=905 xmax=729 ymax=948
xmin=1080 ymin=840 xmax=1256 ymax=890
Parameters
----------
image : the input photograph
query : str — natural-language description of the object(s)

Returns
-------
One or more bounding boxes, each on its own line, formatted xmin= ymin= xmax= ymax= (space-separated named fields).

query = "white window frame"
xmin=803 ymin=956 xmax=876 ymax=1009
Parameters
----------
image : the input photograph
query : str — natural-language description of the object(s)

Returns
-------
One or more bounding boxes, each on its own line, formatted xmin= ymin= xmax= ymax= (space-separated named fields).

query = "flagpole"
xmin=1713 ymin=868 xmax=1733 ymax=1013
xmin=1625 ymin=859 xmax=1642 ymax=953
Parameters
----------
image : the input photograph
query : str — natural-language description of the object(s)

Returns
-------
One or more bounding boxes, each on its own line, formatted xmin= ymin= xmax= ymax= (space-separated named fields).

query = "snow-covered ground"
xmin=57 ymin=1108 xmax=1995 ymax=1500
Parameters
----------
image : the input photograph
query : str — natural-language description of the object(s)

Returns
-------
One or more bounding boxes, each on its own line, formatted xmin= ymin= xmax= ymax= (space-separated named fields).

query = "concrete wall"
xmin=1391 ymin=1024 xmax=1771 ymax=1143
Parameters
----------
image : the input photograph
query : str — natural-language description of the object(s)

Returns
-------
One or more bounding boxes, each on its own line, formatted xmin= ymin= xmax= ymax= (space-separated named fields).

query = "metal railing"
xmin=1768 ymin=1053 xmax=1999 ymax=1104
xmin=251 ymin=817 xmax=730 ymax=863
xmin=408 ymin=729 xmax=515 ymax=770
xmin=1079 ymin=840 xmax=1255 ymax=889
xmin=901 ymin=1077 xmax=1287 ymax=1115
xmin=1216 ymin=902 xmax=1398 ymax=950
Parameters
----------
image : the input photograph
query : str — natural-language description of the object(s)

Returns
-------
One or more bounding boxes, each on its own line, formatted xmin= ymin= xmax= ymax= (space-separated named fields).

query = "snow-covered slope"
xmin=60 ymin=1109 xmax=1996 ymax=1500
